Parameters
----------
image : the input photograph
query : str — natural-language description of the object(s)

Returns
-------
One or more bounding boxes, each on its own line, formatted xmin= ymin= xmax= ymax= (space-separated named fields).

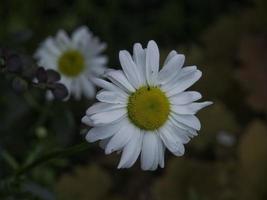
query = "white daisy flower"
xmin=35 ymin=26 xmax=107 ymax=99
xmin=82 ymin=40 xmax=212 ymax=170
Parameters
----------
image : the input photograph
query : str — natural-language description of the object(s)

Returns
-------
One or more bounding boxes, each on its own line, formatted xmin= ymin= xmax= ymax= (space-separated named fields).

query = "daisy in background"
xmin=82 ymin=40 xmax=213 ymax=170
xmin=35 ymin=26 xmax=107 ymax=100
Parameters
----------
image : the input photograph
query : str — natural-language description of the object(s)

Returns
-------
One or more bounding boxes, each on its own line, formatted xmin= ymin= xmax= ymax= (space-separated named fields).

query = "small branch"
xmin=14 ymin=142 xmax=90 ymax=177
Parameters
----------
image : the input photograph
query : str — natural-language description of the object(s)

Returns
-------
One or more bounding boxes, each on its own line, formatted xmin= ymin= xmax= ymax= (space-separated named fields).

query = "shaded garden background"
xmin=1 ymin=0 xmax=267 ymax=199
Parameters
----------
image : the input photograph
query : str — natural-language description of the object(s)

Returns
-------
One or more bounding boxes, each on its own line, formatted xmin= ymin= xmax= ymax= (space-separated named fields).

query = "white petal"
xmin=159 ymin=54 xmax=185 ymax=84
xmin=43 ymin=38 xmax=61 ymax=56
xmin=89 ymin=108 xmax=126 ymax=126
xmin=159 ymin=125 xmax=185 ymax=156
xmin=170 ymin=113 xmax=201 ymax=131
xmin=34 ymin=49 xmax=58 ymax=69
xmin=81 ymin=76 xmax=95 ymax=99
xmin=157 ymin=136 xmax=165 ymax=168
xmin=179 ymin=65 xmax=197 ymax=77
xmin=86 ymin=35 xmax=107 ymax=56
xmin=105 ymin=69 xmax=135 ymax=93
xmin=81 ymin=116 xmax=93 ymax=126
xmin=151 ymin=133 xmax=165 ymax=170
xmin=72 ymin=26 xmax=91 ymax=49
xmin=118 ymin=128 xmax=143 ymax=168
xmin=167 ymin=121 xmax=191 ymax=143
xmin=86 ymin=102 xmax=125 ymax=115
xmin=171 ymin=101 xmax=213 ymax=115
xmin=70 ymin=79 xmax=82 ymax=100
xmin=165 ymin=70 xmax=202 ymax=96
xmin=133 ymin=43 xmax=146 ymax=85
xmin=87 ymin=58 xmax=107 ymax=75
xmin=92 ymin=78 xmax=126 ymax=94
xmin=141 ymin=132 xmax=160 ymax=171
xmin=72 ymin=26 xmax=106 ymax=56
xmin=161 ymin=66 xmax=197 ymax=89
xmin=105 ymin=122 xmax=135 ymax=154
xmin=119 ymin=50 xmax=141 ymax=88
xmin=170 ymin=91 xmax=202 ymax=105
xmin=151 ymin=139 xmax=159 ymax=170
xmin=163 ymin=50 xmax=177 ymax=66
xmin=169 ymin=116 xmax=197 ymax=136
xmin=96 ymin=90 xmax=127 ymax=104
xmin=85 ymin=119 xmax=124 ymax=142
xmin=146 ymin=40 xmax=159 ymax=86
xmin=55 ymin=30 xmax=71 ymax=51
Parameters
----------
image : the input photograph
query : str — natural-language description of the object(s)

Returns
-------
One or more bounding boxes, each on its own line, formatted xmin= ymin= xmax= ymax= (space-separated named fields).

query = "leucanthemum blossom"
xmin=35 ymin=26 xmax=107 ymax=99
xmin=82 ymin=40 xmax=212 ymax=170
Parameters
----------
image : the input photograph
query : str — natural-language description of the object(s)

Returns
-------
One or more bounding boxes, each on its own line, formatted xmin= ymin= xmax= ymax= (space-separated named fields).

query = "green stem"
xmin=1 ymin=150 xmax=19 ymax=170
xmin=14 ymin=142 xmax=90 ymax=177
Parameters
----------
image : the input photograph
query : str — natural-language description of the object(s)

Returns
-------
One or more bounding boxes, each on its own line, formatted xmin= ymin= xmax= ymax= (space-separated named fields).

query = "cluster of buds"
xmin=0 ymin=48 xmax=68 ymax=100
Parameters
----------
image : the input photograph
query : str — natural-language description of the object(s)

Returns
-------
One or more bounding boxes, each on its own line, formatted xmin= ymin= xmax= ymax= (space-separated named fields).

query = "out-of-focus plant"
xmin=0 ymin=48 xmax=68 ymax=100
xmin=237 ymin=36 xmax=267 ymax=114
xmin=55 ymin=164 xmax=123 ymax=200
xmin=238 ymin=120 xmax=267 ymax=200
xmin=153 ymin=158 xmax=237 ymax=200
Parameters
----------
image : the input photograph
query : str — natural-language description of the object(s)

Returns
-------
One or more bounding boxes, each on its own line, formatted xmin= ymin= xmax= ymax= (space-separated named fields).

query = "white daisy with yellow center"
xmin=82 ymin=40 xmax=212 ymax=170
xmin=35 ymin=26 xmax=107 ymax=99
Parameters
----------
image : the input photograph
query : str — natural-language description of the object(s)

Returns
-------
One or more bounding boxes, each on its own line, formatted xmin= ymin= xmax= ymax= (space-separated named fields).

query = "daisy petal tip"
xmin=196 ymin=124 xmax=201 ymax=131
xmin=148 ymin=40 xmax=157 ymax=46
xmin=117 ymin=162 xmax=125 ymax=169
xmin=147 ymin=40 xmax=159 ymax=52
xmin=160 ymin=163 xmax=165 ymax=168
xmin=119 ymin=50 xmax=127 ymax=57
xmin=133 ymin=42 xmax=142 ymax=49
xmin=91 ymin=78 xmax=103 ymax=87
xmin=205 ymin=101 xmax=214 ymax=107
xmin=196 ymin=69 xmax=202 ymax=77
xmin=174 ymin=148 xmax=185 ymax=157
xmin=179 ymin=54 xmax=185 ymax=62
xmin=105 ymin=148 xmax=112 ymax=155
xmin=81 ymin=116 xmax=92 ymax=126
xmin=85 ymin=132 xmax=96 ymax=143
xmin=103 ymin=68 xmax=114 ymax=75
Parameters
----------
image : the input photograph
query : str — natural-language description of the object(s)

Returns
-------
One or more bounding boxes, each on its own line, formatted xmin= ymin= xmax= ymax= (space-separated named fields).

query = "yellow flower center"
xmin=58 ymin=50 xmax=85 ymax=77
xmin=127 ymin=86 xmax=170 ymax=130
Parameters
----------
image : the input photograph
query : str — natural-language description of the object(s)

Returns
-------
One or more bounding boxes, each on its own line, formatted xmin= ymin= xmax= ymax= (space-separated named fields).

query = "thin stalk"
xmin=14 ymin=142 xmax=90 ymax=177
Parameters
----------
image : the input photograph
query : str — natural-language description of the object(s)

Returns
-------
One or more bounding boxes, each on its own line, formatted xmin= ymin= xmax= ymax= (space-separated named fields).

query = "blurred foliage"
xmin=1 ymin=0 xmax=267 ymax=199
xmin=193 ymin=101 xmax=239 ymax=151
xmin=152 ymin=120 xmax=267 ymax=200
xmin=153 ymin=158 xmax=237 ymax=200
xmin=55 ymin=164 xmax=122 ymax=200
xmin=237 ymin=36 xmax=267 ymax=114
xmin=238 ymin=120 xmax=267 ymax=200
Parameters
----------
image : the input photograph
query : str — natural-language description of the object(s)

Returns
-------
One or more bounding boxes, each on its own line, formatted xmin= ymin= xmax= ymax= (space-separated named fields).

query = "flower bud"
xmin=36 ymin=67 xmax=47 ymax=83
xmin=51 ymin=83 xmax=68 ymax=100
xmin=46 ymin=69 xmax=60 ymax=83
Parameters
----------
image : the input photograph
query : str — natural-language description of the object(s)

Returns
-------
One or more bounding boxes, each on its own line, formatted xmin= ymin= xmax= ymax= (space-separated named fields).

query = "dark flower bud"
xmin=51 ymin=83 xmax=68 ymax=100
xmin=36 ymin=67 xmax=47 ymax=83
xmin=12 ymin=77 xmax=28 ymax=93
xmin=6 ymin=54 xmax=22 ymax=73
xmin=46 ymin=69 xmax=60 ymax=83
